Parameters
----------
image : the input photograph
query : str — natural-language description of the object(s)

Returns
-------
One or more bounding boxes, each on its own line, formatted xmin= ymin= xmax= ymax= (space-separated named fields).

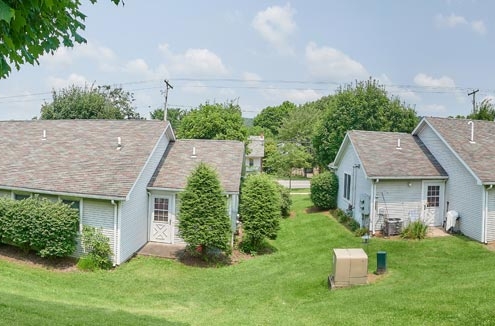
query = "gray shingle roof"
xmin=348 ymin=130 xmax=447 ymax=179
xmin=149 ymin=139 xmax=245 ymax=193
xmin=420 ymin=117 xmax=495 ymax=183
xmin=0 ymin=120 xmax=170 ymax=199
xmin=247 ymin=136 xmax=264 ymax=158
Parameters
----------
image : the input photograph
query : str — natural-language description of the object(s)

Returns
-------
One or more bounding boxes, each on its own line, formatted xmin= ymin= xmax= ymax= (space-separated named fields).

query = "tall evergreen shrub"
xmin=179 ymin=163 xmax=231 ymax=257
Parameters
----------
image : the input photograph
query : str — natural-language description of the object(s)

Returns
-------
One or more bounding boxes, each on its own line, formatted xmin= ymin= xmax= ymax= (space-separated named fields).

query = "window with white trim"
xmin=154 ymin=198 xmax=169 ymax=222
xmin=344 ymin=173 xmax=351 ymax=201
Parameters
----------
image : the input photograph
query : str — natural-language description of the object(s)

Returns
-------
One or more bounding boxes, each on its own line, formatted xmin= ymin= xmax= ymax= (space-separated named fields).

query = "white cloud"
xmin=46 ymin=73 xmax=89 ymax=90
xmin=417 ymin=104 xmax=448 ymax=116
xmin=305 ymin=42 xmax=368 ymax=82
xmin=262 ymin=88 xmax=321 ymax=104
xmin=252 ymin=4 xmax=296 ymax=54
xmin=242 ymin=72 xmax=262 ymax=87
xmin=413 ymin=73 xmax=456 ymax=88
xmin=471 ymin=20 xmax=487 ymax=35
xmin=435 ymin=13 xmax=487 ymax=35
xmin=40 ymin=42 xmax=117 ymax=71
xmin=378 ymin=74 xmax=421 ymax=103
xmin=435 ymin=13 xmax=467 ymax=28
xmin=158 ymin=44 xmax=229 ymax=76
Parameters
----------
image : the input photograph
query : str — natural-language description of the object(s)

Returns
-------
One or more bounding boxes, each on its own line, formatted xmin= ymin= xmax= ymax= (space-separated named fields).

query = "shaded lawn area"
xmin=1 ymin=195 xmax=495 ymax=325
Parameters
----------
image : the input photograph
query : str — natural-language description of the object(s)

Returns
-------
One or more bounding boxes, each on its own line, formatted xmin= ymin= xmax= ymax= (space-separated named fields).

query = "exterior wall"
xmin=335 ymin=143 xmax=372 ymax=226
xmin=246 ymin=156 xmax=262 ymax=173
xmin=486 ymin=188 xmax=495 ymax=242
xmin=119 ymin=133 xmax=171 ymax=264
xmin=80 ymin=199 xmax=115 ymax=257
xmin=418 ymin=125 xmax=483 ymax=241
xmin=228 ymin=194 xmax=239 ymax=232
xmin=375 ymin=180 xmax=422 ymax=231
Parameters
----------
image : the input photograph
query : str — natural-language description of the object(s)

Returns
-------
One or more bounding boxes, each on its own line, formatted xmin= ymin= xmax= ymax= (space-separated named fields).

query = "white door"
xmin=150 ymin=196 xmax=173 ymax=243
xmin=422 ymin=182 xmax=444 ymax=226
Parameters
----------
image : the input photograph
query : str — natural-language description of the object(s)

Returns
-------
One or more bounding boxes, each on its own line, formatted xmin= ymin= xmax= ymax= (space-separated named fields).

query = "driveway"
xmin=277 ymin=179 xmax=310 ymax=189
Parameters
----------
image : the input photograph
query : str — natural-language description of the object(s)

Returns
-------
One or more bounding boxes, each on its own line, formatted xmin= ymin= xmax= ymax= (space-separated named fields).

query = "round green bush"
xmin=310 ymin=171 xmax=338 ymax=209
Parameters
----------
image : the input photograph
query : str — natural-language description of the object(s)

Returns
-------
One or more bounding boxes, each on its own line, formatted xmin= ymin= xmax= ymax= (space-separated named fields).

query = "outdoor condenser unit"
xmin=329 ymin=248 xmax=368 ymax=289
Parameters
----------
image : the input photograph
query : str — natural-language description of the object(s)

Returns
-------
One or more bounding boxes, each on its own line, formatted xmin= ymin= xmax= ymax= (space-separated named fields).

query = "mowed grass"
xmin=2 ymin=195 xmax=495 ymax=325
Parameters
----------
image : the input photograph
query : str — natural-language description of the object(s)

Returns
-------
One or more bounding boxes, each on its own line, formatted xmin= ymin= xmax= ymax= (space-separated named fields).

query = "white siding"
xmin=487 ymin=189 xmax=495 ymax=242
xmin=119 ymin=133 xmax=170 ymax=263
xmin=80 ymin=199 xmax=115 ymax=257
xmin=375 ymin=181 xmax=422 ymax=231
xmin=418 ymin=125 xmax=483 ymax=241
xmin=336 ymin=143 xmax=372 ymax=226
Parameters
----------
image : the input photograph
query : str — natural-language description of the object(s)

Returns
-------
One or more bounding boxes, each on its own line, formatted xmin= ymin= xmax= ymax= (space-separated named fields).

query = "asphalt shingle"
xmin=0 ymin=120 xmax=169 ymax=199
xmin=421 ymin=117 xmax=495 ymax=183
xmin=149 ymin=139 xmax=245 ymax=193
xmin=348 ymin=130 xmax=447 ymax=179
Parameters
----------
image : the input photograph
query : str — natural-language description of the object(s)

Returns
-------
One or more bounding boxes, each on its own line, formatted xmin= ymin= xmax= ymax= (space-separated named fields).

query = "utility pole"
xmin=163 ymin=79 xmax=173 ymax=121
xmin=468 ymin=89 xmax=479 ymax=115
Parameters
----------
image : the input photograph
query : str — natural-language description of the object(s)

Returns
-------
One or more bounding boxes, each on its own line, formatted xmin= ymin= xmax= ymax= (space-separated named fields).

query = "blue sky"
xmin=0 ymin=0 xmax=493 ymax=120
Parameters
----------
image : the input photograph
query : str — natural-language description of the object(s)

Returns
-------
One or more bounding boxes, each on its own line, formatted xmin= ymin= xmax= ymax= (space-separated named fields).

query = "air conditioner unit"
xmin=329 ymin=248 xmax=368 ymax=289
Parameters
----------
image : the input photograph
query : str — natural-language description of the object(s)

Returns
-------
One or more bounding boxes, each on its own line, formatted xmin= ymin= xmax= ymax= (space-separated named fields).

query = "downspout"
xmin=79 ymin=198 xmax=84 ymax=234
xmin=370 ymin=181 xmax=375 ymax=235
xmin=484 ymin=185 xmax=493 ymax=243
xmin=147 ymin=192 xmax=151 ymax=242
xmin=111 ymin=200 xmax=118 ymax=265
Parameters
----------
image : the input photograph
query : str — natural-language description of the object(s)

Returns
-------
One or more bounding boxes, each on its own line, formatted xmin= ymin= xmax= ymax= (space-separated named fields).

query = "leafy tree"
xmin=467 ymin=98 xmax=495 ymax=121
xmin=179 ymin=163 xmax=231 ymax=257
xmin=0 ymin=0 xmax=121 ymax=78
xmin=177 ymin=101 xmax=247 ymax=141
xmin=40 ymin=85 xmax=140 ymax=120
xmin=150 ymin=107 xmax=185 ymax=130
xmin=261 ymin=137 xmax=278 ymax=173
xmin=265 ymin=142 xmax=312 ymax=190
xmin=310 ymin=171 xmax=338 ymax=209
xmin=277 ymin=183 xmax=292 ymax=218
xmin=313 ymin=79 xmax=418 ymax=166
xmin=253 ymin=101 xmax=296 ymax=136
xmin=240 ymin=174 xmax=281 ymax=252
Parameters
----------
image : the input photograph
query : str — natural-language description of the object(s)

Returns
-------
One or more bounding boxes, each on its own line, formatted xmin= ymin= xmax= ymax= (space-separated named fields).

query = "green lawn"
xmin=2 ymin=195 xmax=495 ymax=325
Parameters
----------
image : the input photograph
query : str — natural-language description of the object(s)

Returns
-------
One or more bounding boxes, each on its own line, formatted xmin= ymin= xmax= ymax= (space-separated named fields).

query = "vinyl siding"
xmin=486 ymin=189 xmax=495 ymax=242
xmin=336 ymin=143 xmax=371 ymax=226
xmin=119 ymin=133 xmax=170 ymax=263
xmin=418 ymin=125 xmax=483 ymax=241
xmin=80 ymin=199 xmax=115 ymax=257
xmin=375 ymin=181 xmax=422 ymax=231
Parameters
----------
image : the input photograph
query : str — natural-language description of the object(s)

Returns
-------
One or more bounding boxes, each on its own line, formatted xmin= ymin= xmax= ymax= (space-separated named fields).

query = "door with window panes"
xmin=151 ymin=196 xmax=173 ymax=243
xmin=422 ymin=182 xmax=444 ymax=226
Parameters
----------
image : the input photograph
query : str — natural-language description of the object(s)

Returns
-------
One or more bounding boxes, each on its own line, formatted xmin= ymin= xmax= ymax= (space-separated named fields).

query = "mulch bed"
xmin=0 ymin=244 xmax=78 ymax=272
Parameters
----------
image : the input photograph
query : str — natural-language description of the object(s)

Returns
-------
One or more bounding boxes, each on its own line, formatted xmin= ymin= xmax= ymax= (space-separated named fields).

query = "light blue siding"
xmin=375 ymin=181 xmax=423 ymax=231
xmin=418 ymin=125 xmax=483 ymax=241
xmin=119 ymin=133 xmax=170 ymax=263
xmin=336 ymin=142 xmax=372 ymax=226
xmin=487 ymin=189 xmax=495 ymax=242
xmin=80 ymin=199 xmax=115 ymax=258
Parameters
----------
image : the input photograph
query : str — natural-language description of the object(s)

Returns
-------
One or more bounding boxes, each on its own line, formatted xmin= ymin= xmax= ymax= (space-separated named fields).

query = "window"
xmin=14 ymin=194 xmax=30 ymax=201
xmin=426 ymin=185 xmax=440 ymax=207
xmin=154 ymin=198 xmax=169 ymax=222
xmin=249 ymin=158 xmax=254 ymax=167
xmin=62 ymin=199 xmax=80 ymax=212
xmin=343 ymin=173 xmax=351 ymax=201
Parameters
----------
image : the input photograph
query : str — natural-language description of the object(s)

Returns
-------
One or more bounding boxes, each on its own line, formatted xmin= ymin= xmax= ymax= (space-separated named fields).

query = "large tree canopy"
xmin=253 ymin=101 xmax=296 ymax=137
xmin=177 ymin=102 xmax=247 ymax=141
xmin=0 ymin=0 xmax=121 ymax=78
xmin=313 ymin=79 xmax=418 ymax=166
xmin=40 ymin=84 xmax=140 ymax=120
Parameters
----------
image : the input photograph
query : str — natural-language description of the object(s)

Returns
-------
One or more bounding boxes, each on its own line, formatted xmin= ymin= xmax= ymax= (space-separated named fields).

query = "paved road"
xmin=277 ymin=179 xmax=310 ymax=189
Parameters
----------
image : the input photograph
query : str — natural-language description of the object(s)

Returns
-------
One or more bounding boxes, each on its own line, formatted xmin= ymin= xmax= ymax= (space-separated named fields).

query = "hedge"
xmin=0 ymin=196 xmax=79 ymax=257
xmin=310 ymin=171 xmax=338 ymax=209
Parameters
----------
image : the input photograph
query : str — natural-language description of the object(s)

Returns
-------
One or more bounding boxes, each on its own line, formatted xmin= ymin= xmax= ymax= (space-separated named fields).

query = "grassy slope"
xmin=1 ymin=195 xmax=495 ymax=325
